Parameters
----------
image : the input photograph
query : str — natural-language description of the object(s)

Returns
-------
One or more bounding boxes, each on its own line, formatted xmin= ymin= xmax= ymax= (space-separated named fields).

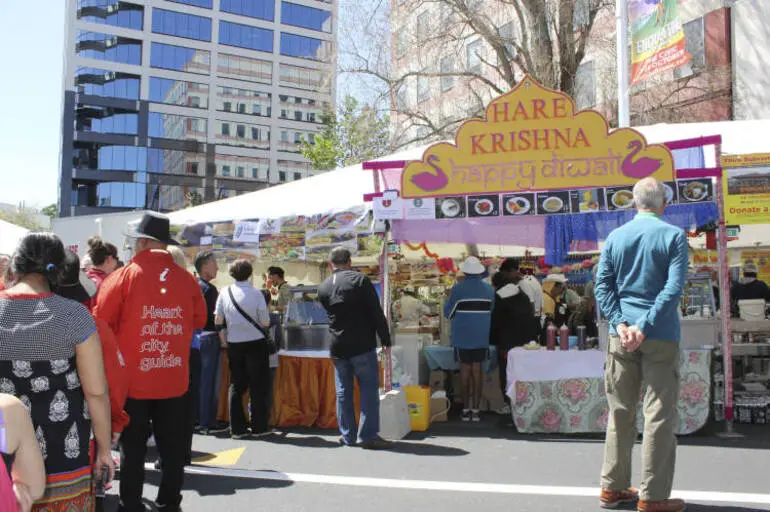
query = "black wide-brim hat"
xmin=127 ymin=213 xmax=179 ymax=246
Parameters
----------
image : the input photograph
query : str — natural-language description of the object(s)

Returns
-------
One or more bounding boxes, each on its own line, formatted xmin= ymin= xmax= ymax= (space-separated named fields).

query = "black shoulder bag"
xmin=227 ymin=287 xmax=278 ymax=355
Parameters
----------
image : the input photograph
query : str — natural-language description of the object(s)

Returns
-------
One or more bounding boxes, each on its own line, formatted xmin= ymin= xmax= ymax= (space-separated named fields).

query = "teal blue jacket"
xmin=595 ymin=212 xmax=689 ymax=342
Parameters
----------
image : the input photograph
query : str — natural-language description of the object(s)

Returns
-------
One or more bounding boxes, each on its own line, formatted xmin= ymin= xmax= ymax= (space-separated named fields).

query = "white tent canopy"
xmin=167 ymin=119 xmax=770 ymax=227
xmin=0 ymin=219 xmax=29 ymax=256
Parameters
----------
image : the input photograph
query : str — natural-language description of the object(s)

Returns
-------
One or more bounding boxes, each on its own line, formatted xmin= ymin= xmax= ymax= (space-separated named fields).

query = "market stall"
xmin=364 ymin=75 xmax=726 ymax=434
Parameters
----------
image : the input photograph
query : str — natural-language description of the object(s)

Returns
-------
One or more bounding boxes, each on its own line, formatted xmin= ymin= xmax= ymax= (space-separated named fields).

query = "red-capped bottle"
xmin=546 ymin=323 xmax=557 ymax=351
xmin=559 ymin=324 xmax=570 ymax=351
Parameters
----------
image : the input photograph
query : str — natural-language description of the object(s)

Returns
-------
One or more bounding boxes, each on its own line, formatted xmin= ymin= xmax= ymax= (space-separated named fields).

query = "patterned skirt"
xmin=32 ymin=466 xmax=94 ymax=512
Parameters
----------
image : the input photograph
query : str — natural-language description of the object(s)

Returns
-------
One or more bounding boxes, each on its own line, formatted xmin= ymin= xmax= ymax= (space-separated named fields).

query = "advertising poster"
xmin=629 ymin=0 xmax=692 ymax=85
xmin=502 ymin=193 xmax=536 ymax=216
xmin=304 ymin=207 xmax=369 ymax=257
xmin=722 ymin=154 xmax=770 ymax=225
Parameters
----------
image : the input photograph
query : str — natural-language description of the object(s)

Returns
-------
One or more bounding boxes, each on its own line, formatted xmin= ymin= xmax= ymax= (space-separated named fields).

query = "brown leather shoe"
xmin=600 ymin=488 xmax=639 ymax=509
xmin=637 ymin=498 xmax=687 ymax=512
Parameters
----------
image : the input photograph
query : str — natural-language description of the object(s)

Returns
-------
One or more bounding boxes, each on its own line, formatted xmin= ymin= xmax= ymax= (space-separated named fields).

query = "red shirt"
xmin=95 ymin=318 xmax=130 ymax=432
xmin=93 ymin=250 xmax=206 ymax=400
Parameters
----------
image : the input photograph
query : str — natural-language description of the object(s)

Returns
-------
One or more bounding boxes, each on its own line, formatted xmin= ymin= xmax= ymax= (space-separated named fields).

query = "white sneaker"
xmin=496 ymin=404 xmax=512 ymax=415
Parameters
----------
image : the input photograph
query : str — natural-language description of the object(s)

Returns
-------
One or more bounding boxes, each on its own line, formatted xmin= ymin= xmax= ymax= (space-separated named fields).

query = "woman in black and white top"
xmin=214 ymin=260 xmax=271 ymax=439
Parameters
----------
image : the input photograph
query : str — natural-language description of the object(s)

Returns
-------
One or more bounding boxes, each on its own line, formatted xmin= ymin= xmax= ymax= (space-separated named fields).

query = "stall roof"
xmin=168 ymin=119 xmax=769 ymax=226
xmin=0 ymin=219 xmax=29 ymax=256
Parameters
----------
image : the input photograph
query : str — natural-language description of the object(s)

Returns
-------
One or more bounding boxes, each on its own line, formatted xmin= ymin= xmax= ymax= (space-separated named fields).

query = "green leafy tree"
xmin=0 ymin=208 xmax=43 ymax=231
xmin=301 ymin=95 xmax=391 ymax=170
xmin=42 ymin=204 xmax=58 ymax=220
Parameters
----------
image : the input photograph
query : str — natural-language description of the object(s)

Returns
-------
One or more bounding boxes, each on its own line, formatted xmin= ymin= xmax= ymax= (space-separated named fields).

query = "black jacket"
xmin=489 ymin=277 xmax=536 ymax=349
xmin=198 ymin=278 xmax=219 ymax=332
xmin=318 ymin=269 xmax=391 ymax=359
xmin=730 ymin=279 xmax=770 ymax=317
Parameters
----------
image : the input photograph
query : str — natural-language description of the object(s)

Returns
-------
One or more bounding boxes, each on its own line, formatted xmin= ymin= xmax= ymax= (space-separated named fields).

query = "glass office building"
xmin=60 ymin=0 xmax=336 ymax=216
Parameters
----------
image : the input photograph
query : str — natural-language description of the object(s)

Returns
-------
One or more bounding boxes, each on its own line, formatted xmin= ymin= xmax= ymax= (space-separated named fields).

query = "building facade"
xmin=390 ymin=0 xmax=765 ymax=148
xmin=60 ymin=0 xmax=336 ymax=217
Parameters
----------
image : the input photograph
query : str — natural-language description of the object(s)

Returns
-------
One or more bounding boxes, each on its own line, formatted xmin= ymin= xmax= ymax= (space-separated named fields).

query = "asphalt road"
xmin=102 ymin=416 xmax=770 ymax=512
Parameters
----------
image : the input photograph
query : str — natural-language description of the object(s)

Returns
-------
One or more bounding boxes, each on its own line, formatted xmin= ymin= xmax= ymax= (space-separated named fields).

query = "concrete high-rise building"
xmin=60 ymin=0 xmax=336 ymax=217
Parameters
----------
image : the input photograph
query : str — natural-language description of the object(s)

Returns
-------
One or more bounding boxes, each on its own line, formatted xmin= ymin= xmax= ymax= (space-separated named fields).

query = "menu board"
xmin=663 ymin=181 xmax=678 ymax=205
xmin=502 ymin=193 xmax=536 ymax=216
xmin=677 ymin=179 xmax=713 ymax=204
xmin=536 ymin=191 xmax=571 ymax=215
xmin=605 ymin=186 xmax=635 ymax=211
xmin=569 ymin=188 xmax=605 ymax=213
xmin=435 ymin=197 xmax=467 ymax=219
xmin=468 ymin=195 xmax=500 ymax=218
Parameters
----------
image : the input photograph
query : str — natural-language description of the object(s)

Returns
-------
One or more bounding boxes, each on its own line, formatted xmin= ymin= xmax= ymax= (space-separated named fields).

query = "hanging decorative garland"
xmin=402 ymin=242 xmax=458 ymax=274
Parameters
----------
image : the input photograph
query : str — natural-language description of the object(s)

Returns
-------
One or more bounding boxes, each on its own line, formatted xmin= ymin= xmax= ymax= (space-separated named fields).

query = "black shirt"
xmin=198 ymin=278 xmax=219 ymax=332
xmin=318 ymin=269 xmax=391 ymax=359
xmin=730 ymin=279 xmax=770 ymax=317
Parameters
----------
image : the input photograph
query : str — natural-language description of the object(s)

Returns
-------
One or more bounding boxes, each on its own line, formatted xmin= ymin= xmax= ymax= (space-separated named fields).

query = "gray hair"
xmin=633 ymin=178 xmax=666 ymax=210
xmin=329 ymin=246 xmax=352 ymax=267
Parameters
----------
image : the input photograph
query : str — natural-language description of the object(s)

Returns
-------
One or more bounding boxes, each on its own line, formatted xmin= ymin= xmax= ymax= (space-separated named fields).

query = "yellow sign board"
xmin=740 ymin=250 xmax=770 ymax=286
xmin=401 ymin=76 xmax=675 ymax=199
xmin=722 ymin=153 xmax=770 ymax=225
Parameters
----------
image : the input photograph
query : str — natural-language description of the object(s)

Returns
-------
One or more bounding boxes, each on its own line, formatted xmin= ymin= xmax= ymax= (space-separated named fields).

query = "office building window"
xmin=77 ymin=0 xmax=143 ymax=30
xmin=674 ymin=17 xmax=705 ymax=79
xmin=76 ymin=31 xmax=142 ymax=65
xmin=152 ymin=8 xmax=212 ymax=41
xmin=150 ymin=42 xmax=210 ymax=74
xmin=252 ymin=168 xmax=258 ymax=178
xmin=146 ymin=149 xmax=203 ymax=174
xmin=417 ymin=76 xmax=430 ymax=103
xmin=216 ymin=86 xmax=271 ymax=117
xmin=281 ymin=2 xmax=331 ymax=33
xmin=75 ymin=67 xmax=140 ymax=100
xmin=219 ymin=21 xmax=273 ymax=52
xmin=217 ymin=120 xmax=270 ymax=149
xmin=574 ymin=60 xmax=596 ymax=109
xmin=218 ymin=53 xmax=272 ymax=83
xmin=294 ymin=111 xmax=303 ymax=121
xmin=466 ymin=39 xmax=483 ymax=72
xmin=440 ymin=57 xmax=453 ymax=91
xmin=167 ymin=0 xmax=212 ymax=8
xmin=188 ymin=162 xmax=199 ymax=174
xmin=280 ymin=131 xmax=288 ymax=142
xmin=96 ymin=182 xmax=147 ymax=208
xmin=279 ymin=63 xmax=329 ymax=92
xmin=279 ymin=171 xmax=286 ymax=181
xmin=499 ymin=21 xmax=518 ymax=58
xmin=280 ymin=33 xmax=332 ymax=62
xmin=236 ymin=166 xmax=245 ymax=178
xmin=220 ymin=0 xmax=274 ymax=21
xmin=74 ymin=145 xmax=147 ymax=171
xmin=294 ymin=172 xmax=302 ymax=181
xmin=222 ymin=165 xmax=231 ymax=176
xmin=148 ymin=112 xmax=207 ymax=140
xmin=149 ymin=77 xmax=209 ymax=108
xmin=76 ymin=105 xmax=138 ymax=135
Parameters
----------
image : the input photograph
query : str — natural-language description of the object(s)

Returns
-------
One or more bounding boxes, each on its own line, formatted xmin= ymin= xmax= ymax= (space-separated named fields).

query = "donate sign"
xmin=400 ymin=76 xmax=675 ymax=199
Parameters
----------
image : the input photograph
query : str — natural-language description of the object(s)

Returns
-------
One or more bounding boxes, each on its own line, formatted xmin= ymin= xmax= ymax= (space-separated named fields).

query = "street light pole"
xmin=616 ymin=0 xmax=630 ymax=127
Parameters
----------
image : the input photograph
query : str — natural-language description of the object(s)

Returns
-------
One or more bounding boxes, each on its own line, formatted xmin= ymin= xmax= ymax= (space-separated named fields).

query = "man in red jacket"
xmin=94 ymin=213 xmax=206 ymax=512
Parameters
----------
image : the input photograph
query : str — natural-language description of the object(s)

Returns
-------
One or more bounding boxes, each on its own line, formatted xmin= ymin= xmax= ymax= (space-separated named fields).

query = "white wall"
xmin=732 ymin=0 xmax=770 ymax=120
xmin=53 ymin=211 xmax=147 ymax=262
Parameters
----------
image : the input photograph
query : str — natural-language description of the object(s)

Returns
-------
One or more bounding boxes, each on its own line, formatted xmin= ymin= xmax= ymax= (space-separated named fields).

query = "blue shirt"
xmin=443 ymin=275 xmax=495 ymax=350
xmin=595 ymin=212 xmax=688 ymax=342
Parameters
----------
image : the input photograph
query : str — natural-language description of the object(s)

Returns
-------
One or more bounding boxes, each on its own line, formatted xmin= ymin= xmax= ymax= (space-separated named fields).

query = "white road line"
xmin=145 ymin=463 xmax=770 ymax=505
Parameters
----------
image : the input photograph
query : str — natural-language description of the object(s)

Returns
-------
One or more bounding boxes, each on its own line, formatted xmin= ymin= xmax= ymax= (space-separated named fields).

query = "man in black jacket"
xmin=318 ymin=247 xmax=392 ymax=449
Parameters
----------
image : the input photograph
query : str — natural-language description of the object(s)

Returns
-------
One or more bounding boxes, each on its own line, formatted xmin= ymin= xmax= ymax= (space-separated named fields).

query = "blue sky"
xmin=0 ymin=2 xmax=66 ymax=208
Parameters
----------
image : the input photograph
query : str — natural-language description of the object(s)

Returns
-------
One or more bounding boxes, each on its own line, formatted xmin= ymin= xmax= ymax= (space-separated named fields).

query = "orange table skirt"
xmin=216 ymin=353 xmax=368 ymax=429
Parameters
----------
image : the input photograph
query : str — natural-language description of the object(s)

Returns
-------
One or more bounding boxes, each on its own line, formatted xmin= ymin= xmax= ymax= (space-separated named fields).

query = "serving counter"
xmin=506 ymin=347 xmax=712 ymax=435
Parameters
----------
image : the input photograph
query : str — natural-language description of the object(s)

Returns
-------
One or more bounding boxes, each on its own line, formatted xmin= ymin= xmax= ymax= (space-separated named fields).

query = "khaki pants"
xmin=601 ymin=335 xmax=680 ymax=501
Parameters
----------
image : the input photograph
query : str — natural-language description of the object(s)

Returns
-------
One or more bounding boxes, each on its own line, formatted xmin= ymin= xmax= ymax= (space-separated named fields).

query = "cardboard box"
xmin=429 ymin=370 xmax=446 ymax=393
xmin=481 ymin=367 xmax=505 ymax=412
xmin=430 ymin=397 xmax=450 ymax=422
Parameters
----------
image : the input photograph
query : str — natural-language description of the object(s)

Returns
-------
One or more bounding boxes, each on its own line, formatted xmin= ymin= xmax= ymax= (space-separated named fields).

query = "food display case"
xmin=281 ymin=286 xmax=332 ymax=351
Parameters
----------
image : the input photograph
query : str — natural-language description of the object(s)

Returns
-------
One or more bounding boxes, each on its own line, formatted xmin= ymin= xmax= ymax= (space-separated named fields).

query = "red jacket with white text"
xmin=93 ymin=250 xmax=206 ymax=400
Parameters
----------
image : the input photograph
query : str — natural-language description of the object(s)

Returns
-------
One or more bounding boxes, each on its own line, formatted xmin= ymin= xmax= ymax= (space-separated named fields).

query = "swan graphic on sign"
xmin=401 ymin=75 xmax=674 ymax=199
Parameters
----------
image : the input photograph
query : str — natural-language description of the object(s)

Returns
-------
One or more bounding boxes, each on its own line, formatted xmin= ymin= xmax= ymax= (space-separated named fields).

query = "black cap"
xmin=58 ymin=250 xmax=92 ymax=305
xmin=129 ymin=213 xmax=179 ymax=246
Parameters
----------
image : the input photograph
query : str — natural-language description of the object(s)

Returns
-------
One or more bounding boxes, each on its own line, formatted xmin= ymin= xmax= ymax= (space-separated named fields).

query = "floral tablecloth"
xmin=508 ymin=349 xmax=711 ymax=435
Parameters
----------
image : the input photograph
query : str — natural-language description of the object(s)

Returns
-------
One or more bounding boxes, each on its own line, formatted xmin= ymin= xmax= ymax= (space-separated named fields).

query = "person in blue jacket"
xmin=443 ymin=256 xmax=495 ymax=422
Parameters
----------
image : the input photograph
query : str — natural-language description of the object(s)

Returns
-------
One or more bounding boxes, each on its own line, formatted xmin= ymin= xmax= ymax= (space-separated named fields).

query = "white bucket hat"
xmin=459 ymin=256 xmax=485 ymax=275
xmin=544 ymin=273 xmax=568 ymax=284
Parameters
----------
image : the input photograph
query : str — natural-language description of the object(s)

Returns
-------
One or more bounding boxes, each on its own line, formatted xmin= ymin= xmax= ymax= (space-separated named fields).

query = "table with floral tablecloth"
xmin=506 ymin=348 xmax=711 ymax=435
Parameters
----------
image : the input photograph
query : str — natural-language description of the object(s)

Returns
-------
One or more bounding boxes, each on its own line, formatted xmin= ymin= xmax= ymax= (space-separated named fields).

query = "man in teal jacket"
xmin=595 ymin=178 xmax=688 ymax=512
xmin=444 ymin=256 xmax=495 ymax=423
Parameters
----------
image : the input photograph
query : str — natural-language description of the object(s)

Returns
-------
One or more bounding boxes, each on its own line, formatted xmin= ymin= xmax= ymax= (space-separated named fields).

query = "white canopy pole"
xmin=616 ymin=0 xmax=631 ymax=127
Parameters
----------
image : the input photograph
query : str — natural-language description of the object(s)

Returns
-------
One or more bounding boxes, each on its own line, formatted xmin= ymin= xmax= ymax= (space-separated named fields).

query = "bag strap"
xmin=228 ymin=287 xmax=270 ymax=339
xmin=0 ymin=406 xmax=5 ymax=453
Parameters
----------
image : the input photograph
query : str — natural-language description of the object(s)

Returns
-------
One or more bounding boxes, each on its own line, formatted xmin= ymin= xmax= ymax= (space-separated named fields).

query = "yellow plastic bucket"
xmin=404 ymin=385 xmax=431 ymax=431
